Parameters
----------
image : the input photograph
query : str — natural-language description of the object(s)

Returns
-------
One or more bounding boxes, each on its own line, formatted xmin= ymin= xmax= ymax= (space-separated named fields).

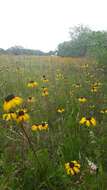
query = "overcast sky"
xmin=0 ymin=0 xmax=107 ymax=52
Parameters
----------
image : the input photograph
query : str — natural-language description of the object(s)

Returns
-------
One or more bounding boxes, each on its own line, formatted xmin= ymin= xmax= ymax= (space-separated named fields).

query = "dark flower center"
xmin=18 ymin=111 xmax=24 ymax=116
xmin=87 ymin=117 xmax=91 ymax=121
xmin=42 ymin=123 xmax=46 ymax=127
xmin=35 ymin=124 xmax=39 ymax=126
xmin=29 ymin=81 xmax=34 ymax=83
xmin=80 ymin=97 xmax=84 ymax=99
xmin=5 ymin=94 xmax=15 ymax=102
xmin=28 ymin=97 xmax=32 ymax=100
xmin=69 ymin=162 xmax=74 ymax=168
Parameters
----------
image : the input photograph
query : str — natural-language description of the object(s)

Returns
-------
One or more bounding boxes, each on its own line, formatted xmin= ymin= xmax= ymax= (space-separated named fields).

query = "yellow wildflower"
xmin=3 ymin=94 xmax=23 ymax=112
xmin=39 ymin=122 xmax=48 ymax=131
xmin=27 ymin=81 xmax=38 ymax=88
xmin=3 ymin=112 xmax=17 ymax=121
xmin=31 ymin=124 xmax=39 ymax=131
xmin=65 ymin=160 xmax=80 ymax=176
xmin=16 ymin=109 xmax=30 ymax=123
xmin=31 ymin=122 xmax=48 ymax=131
xmin=91 ymin=86 xmax=98 ymax=93
xmin=27 ymin=96 xmax=35 ymax=103
xmin=42 ymin=87 xmax=48 ymax=96
xmin=100 ymin=109 xmax=107 ymax=114
xmin=78 ymin=97 xmax=87 ymax=103
xmin=73 ymin=83 xmax=81 ymax=88
xmin=79 ymin=117 xmax=96 ymax=127
xmin=42 ymin=75 xmax=49 ymax=82
xmin=57 ymin=108 xmax=65 ymax=113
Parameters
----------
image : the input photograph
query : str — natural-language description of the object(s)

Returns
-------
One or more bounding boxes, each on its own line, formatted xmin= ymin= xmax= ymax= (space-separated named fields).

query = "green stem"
xmin=20 ymin=124 xmax=42 ymax=169
xmin=21 ymin=123 xmax=55 ymax=190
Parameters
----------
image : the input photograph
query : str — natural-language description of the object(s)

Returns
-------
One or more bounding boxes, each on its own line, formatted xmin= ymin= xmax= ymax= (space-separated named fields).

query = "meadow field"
xmin=0 ymin=55 xmax=107 ymax=190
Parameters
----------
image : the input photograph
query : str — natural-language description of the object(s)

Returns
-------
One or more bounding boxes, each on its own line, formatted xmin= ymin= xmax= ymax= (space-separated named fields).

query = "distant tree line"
xmin=57 ymin=25 xmax=107 ymax=63
xmin=1 ymin=25 xmax=107 ymax=63
xmin=0 ymin=46 xmax=57 ymax=56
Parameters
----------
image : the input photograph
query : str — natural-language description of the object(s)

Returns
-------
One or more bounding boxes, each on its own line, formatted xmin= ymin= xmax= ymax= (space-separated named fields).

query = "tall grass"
xmin=0 ymin=55 xmax=107 ymax=190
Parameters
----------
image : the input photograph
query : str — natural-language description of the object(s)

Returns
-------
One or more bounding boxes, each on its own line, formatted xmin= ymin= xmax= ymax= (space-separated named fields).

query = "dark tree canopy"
xmin=57 ymin=25 xmax=107 ymax=63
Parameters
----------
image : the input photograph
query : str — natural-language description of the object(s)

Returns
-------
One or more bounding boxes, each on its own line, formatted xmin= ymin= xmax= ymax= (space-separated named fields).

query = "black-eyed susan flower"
xmin=27 ymin=81 xmax=38 ymax=88
xmin=78 ymin=97 xmax=87 ymax=103
xmin=89 ymin=105 xmax=95 ymax=109
xmin=65 ymin=160 xmax=80 ymax=176
xmin=16 ymin=109 xmax=30 ymax=123
xmin=39 ymin=122 xmax=48 ymax=131
xmin=57 ymin=108 xmax=65 ymax=113
xmin=27 ymin=96 xmax=35 ymax=103
xmin=42 ymin=75 xmax=49 ymax=82
xmin=73 ymin=83 xmax=81 ymax=88
xmin=100 ymin=109 xmax=107 ymax=114
xmin=3 ymin=94 xmax=23 ymax=112
xmin=31 ymin=122 xmax=48 ymax=131
xmin=79 ymin=117 xmax=96 ymax=127
xmin=42 ymin=87 xmax=48 ymax=96
xmin=91 ymin=87 xmax=98 ymax=92
xmin=31 ymin=124 xmax=39 ymax=131
xmin=56 ymin=73 xmax=64 ymax=80
xmin=3 ymin=112 xmax=17 ymax=121
xmin=93 ymin=82 xmax=101 ymax=87
xmin=81 ymin=63 xmax=88 ymax=68
xmin=91 ymin=85 xmax=98 ymax=92
xmin=91 ymin=82 xmax=101 ymax=91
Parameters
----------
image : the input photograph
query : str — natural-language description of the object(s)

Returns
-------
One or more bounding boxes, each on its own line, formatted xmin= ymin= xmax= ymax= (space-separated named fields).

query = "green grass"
xmin=0 ymin=55 xmax=107 ymax=190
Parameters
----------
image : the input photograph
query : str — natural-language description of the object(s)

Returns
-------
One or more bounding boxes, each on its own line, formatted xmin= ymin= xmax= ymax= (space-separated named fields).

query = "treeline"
xmin=0 ymin=46 xmax=57 ymax=56
xmin=1 ymin=25 xmax=107 ymax=63
xmin=57 ymin=25 xmax=107 ymax=63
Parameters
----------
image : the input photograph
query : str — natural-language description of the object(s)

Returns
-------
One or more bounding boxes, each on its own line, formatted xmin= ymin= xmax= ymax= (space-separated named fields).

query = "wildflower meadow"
xmin=0 ymin=55 xmax=107 ymax=190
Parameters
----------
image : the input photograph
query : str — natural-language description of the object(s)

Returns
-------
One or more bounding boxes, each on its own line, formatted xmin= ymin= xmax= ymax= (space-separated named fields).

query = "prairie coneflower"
xmin=31 ymin=124 xmax=39 ymax=131
xmin=42 ymin=87 xmax=48 ymax=96
xmin=16 ymin=109 xmax=30 ymax=123
xmin=81 ymin=63 xmax=88 ymax=68
xmin=27 ymin=96 xmax=35 ymax=103
xmin=79 ymin=117 xmax=96 ymax=127
xmin=31 ymin=122 xmax=48 ymax=131
xmin=57 ymin=108 xmax=65 ymax=113
xmin=73 ymin=83 xmax=81 ymax=88
xmin=89 ymin=105 xmax=95 ymax=109
xmin=65 ymin=161 xmax=80 ymax=176
xmin=56 ymin=73 xmax=64 ymax=80
xmin=78 ymin=97 xmax=87 ymax=103
xmin=39 ymin=122 xmax=48 ymax=131
xmin=3 ymin=94 xmax=23 ymax=112
xmin=42 ymin=75 xmax=49 ymax=82
xmin=100 ymin=109 xmax=107 ymax=114
xmin=91 ymin=86 xmax=98 ymax=93
xmin=93 ymin=82 xmax=101 ymax=87
xmin=3 ymin=112 xmax=17 ymax=121
xmin=27 ymin=81 xmax=38 ymax=88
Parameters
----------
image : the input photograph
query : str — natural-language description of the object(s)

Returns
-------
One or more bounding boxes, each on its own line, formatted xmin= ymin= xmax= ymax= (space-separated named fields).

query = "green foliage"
xmin=57 ymin=25 xmax=107 ymax=64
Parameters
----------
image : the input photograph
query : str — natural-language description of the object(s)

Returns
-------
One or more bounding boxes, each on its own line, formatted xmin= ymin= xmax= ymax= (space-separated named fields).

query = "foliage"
xmin=57 ymin=25 xmax=107 ymax=64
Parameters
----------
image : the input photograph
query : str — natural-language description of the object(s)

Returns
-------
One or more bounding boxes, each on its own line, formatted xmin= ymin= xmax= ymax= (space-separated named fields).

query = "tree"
xmin=57 ymin=25 xmax=92 ymax=57
xmin=57 ymin=25 xmax=107 ymax=63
